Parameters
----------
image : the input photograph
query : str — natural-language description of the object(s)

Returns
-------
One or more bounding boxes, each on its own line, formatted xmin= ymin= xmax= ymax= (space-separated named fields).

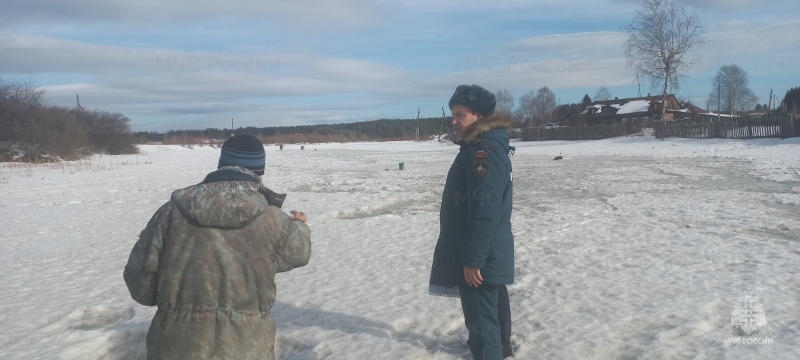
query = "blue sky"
xmin=2 ymin=0 xmax=798 ymax=131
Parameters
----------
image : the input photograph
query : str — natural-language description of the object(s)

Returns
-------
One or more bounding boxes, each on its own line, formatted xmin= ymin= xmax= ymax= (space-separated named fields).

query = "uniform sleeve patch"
xmin=473 ymin=159 xmax=488 ymax=178
xmin=473 ymin=150 xmax=489 ymax=158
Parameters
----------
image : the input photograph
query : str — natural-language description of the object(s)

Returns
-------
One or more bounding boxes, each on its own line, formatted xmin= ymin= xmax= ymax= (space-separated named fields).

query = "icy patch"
xmin=333 ymin=196 xmax=438 ymax=219
xmin=44 ymin=306 xmax=135 ymax=331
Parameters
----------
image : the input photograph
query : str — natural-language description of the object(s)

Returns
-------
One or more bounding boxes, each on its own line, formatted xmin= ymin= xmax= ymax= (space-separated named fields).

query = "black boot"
xmin=502 ymin=343 xmax=513 ymax=358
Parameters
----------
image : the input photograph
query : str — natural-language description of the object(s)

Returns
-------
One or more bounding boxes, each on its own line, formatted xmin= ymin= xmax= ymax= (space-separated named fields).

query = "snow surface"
xmin=1 ymin=135 xmax=799 ymax=360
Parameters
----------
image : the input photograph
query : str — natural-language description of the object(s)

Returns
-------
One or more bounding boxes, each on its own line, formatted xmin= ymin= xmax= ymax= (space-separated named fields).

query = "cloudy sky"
xmin=2 ymin=0 xmax=798 ymax=131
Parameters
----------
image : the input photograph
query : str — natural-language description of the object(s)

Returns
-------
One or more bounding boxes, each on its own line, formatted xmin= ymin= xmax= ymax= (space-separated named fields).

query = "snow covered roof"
xmin=580 ymin=94 xmax=708 ymax=119
xmin=610 ymin=100 xmax=651 ymax=115
xmin=698 ymin=111 xmax=738 ymax=117
xmin=580 ymin=104 xmax=604 ymax=115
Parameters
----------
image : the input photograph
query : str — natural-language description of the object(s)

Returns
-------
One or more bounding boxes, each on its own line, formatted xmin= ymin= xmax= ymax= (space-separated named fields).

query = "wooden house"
xmin=579 ymin=94 xmax=706 ymax=125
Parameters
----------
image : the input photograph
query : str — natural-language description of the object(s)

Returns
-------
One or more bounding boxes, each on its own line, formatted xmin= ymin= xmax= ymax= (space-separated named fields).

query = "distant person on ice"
xmin=123 ymin=134 xmax=311 ymax=360
xmin=429 ymin=84 xmax=515 ymax=359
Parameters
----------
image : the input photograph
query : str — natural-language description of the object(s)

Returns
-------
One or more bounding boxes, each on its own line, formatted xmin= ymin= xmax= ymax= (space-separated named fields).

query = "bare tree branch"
xmin=595 ymin=86 xmax=612 ymax=101
xmin=708 ymin=64 xmax=758 ymax=115
xmin=494 ymin=88 xmax=515 ymax=116
xmin=516 ymin=91 xmax=536 ymax=128
xmin=534 ymin=86 xmax=557 ymax=125
xmin=624 ymin=0 xmax=703 ymax=119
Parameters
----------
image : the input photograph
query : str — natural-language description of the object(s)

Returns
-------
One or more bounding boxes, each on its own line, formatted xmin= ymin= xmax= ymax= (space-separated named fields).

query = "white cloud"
xmin=610 ymin=0 xmax=762 ymax=9
xmin=1 ymin=35 xmax=412 ymax=94
xmin=0 ymin=0 xmax=381 ymax=32
xmin=379 ymin=0 xmax=622 ymax=15
xmin=432 ymin=57 xmax=633 ymax=93
xmin=1 ymin=35 xmax=170 ymax=74
xmin=700 ymin=19 xmax=800 ymax=72
xmin=692 ymin=0 xmax=761 ymax=7
xmin=466 ymin=31 xmax=635 ymax=90
xmin=3 ymin=0 xmax=798 ymax=129
xmin=505 ymin=31 xmax=628 ymax=59
xmin=2 ymin=34 xmax=418 ymax=130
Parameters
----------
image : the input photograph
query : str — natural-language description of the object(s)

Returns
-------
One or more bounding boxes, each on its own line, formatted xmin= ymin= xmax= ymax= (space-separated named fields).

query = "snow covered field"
xmin=1 ymin=135 xmax=799 ymax=360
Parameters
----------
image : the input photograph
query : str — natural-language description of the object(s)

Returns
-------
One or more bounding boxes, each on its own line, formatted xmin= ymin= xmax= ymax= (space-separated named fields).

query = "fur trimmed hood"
xmin=461 ymin=112 xmax=513 ymax=143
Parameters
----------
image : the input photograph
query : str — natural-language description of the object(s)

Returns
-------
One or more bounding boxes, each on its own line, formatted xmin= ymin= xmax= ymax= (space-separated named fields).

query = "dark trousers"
xmin=498 ymin=284 xmax=511 ymax=346
xmin=459 ymin=284 xmax=503 ymax=360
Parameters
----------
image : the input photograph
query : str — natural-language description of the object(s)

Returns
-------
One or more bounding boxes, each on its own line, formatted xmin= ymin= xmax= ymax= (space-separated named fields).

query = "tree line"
xmin=134 ymin=117 xmax=453 ymax=145
xmin=139 ymin=76 xmax=798 ymax=148
xmin=0 ymin=78 xmax=138 ymax=162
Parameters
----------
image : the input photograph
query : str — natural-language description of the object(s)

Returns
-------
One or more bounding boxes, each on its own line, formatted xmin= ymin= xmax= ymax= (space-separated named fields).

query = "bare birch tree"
xmin=594 ymin=86 xmax=612 ymax=101
xmin=624 ymin=0 xmax=703 ymax=119
xmin=494 ymin=88 xmax=515 ymax=116
xmin=533 ymin=86 xmax=557 ymax=125
xmin=707 ymin=64 xmax=758 ymax=115
xmin=515 ymin=91 xmax=536 ymax=128
xmin=514 ymin=87 xmax=557 ymax=127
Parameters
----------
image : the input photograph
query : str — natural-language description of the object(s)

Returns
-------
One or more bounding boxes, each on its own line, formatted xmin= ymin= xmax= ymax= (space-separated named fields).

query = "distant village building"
xmin=579 ymin=94 xmax=707 ymax=125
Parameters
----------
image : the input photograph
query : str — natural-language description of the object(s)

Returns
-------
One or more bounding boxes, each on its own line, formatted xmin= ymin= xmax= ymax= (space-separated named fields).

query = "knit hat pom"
xmin=448 ymin=84 xmax=496 ymax=117
xmin=218 ymin=134 xmax=266 ymax=175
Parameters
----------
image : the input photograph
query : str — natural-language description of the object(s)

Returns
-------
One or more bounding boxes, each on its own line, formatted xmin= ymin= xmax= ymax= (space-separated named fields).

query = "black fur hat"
xmin=448 ymin=84 xmax=496 ymax=117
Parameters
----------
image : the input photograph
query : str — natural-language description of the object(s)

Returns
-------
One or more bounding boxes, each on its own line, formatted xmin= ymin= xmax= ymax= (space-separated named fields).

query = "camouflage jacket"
xmin=124 ymin=167 xmax=311 ymax=360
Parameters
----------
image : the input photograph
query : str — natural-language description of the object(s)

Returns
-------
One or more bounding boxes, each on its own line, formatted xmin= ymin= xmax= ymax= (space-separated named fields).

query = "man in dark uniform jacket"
xmin=429 ymin=84 xmax=515 ymax=359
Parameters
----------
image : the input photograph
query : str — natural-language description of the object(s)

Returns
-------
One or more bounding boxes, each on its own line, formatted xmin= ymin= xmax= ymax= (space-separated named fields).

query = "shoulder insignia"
xmin=473 ymin=158 xmax=488 ymax=178
xmin=473 ymin=150 xmax=489 ymax=158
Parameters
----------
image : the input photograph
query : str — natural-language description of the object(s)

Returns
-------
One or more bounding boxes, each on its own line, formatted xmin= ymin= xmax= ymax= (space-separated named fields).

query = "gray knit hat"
xmin=218 ymin=134 xmax=265 ymax=175
xmin=448 ymin=84 xmax=496 ymax=117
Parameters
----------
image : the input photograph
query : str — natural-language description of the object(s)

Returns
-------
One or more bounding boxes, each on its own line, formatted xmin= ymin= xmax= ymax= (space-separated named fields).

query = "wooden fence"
xmin=654 ymin=115 xmax=799 ymax=139
xmin=521 ymin=119 xmax=653 ymax=141
xmin=520 ymin=115 xmax=799 ymax=141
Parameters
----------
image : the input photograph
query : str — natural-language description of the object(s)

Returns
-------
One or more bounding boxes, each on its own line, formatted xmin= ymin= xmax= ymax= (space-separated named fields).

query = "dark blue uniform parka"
xmin=430 ymin=113 xmax=515 ymax=287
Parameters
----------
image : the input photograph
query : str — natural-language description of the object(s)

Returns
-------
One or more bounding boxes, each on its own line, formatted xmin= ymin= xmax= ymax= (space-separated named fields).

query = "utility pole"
xmin=637 ymin=77 xmax=641 ymax=98
xmin=768 ymin=90 xmax=773 ymax=121
xmin=231 ymin=118 xmax=234 ymax=137
xmin=415 ymin=108 xmax=420 ymax=142
xmin=717 ymin=84 xmax=722 ymax=122
xmin=76 ymin=94 xmax=83 ymax=111
xmin=440 ymin=107 xmax=446 ymax=141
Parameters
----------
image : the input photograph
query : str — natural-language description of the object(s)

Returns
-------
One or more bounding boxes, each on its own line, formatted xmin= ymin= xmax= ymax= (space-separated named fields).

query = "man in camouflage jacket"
xmin=124 ymin=135 xmax=311 ymax=360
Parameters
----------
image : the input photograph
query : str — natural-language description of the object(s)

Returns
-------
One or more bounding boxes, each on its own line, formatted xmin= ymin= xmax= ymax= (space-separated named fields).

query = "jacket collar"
xmin=461 ymin=113 xmax=512 ymax=144
xmin=199 ymin=166 xmax=286 ymax=208
xmin=201 ymin=166 xmax=261 ymax=184
xmin=201 ymin=166 xmax=260 ymax=184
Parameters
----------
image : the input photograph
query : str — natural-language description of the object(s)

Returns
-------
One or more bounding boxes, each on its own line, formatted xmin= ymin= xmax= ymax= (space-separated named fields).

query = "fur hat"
xmin=448 ymin=84 xmax=496 ymax=117
xmin=218 ymin=134 xmax=265 ymax=175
